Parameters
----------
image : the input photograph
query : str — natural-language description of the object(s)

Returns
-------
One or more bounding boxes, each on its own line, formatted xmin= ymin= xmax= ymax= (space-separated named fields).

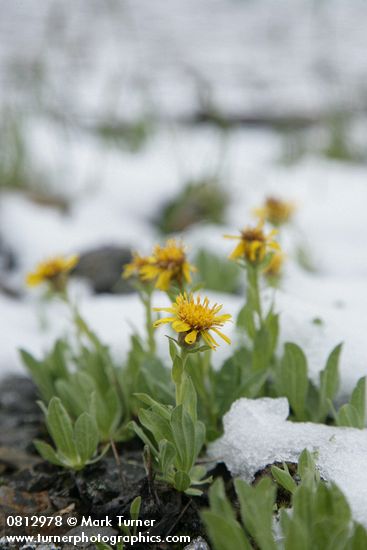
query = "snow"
xmin=0 ymin=287 xmax=237 ymax=374
xmin=2 ymin=1 xmax=367 ymax=120
xmin=209 ymin=396 xmax=367 ymax=527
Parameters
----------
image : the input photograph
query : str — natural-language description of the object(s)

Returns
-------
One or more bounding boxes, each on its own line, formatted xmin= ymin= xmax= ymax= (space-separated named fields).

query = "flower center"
xmin=177 ymin=302 xmax=215 ymax=330
xmin=156 ymin=247 xmax=185 ymax=270
xmin=241 ymin=228 xmax=265 ymax=242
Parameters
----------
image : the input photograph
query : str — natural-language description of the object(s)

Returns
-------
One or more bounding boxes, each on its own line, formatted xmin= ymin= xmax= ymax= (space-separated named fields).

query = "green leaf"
xmin=19 ymin=349 xmax=54 ymax=402
xmin=235 ymin=477 xmax=277 ymax=550
xmin=282 ymin=514 xmax=309 ymax=550
xmin=49 ymin=339 xmax=69 ymax=380
xmin=130 ymin=496 xmax=141 ymax=535
xmin=180 ymin=372 xmax=197 ymax=423
xmin=195 ymin=249 xmax=240 ymax=294
xmin=129 ymin=421 xmax=158 ymax=457
xmin=171 ymin=406 xmax=196 ymax=472
xmin=264 ymin=310 xmax=279 ymax=357
xmin=208 ymin=478 xmax=236 ymax=522
xmin=318 ymin=344 xmax=342 ymax=421
xmin=138 ymin=408 xmax=173 ymax=444
xmin=33 ymin=440 xmax=64 ymax=467
xmin=350 ymin=376 xmax=366 ymax=427
xmin=89 ymin=388 xmax=122 ymax=440
xmin=46 ymin=397 xmax=78 ymax=461
xmin=133 ymin=393 xmax=171 ymax=419
xmin=237 ymin=304 xmax=256 ymax=339
xmin=174 ymin=470 xmax=191 ymax=492
xmin=276 ymin=343 xmax=309 ymax=421
xmin=171 ymin=356 xmax=183 ymax=389
xmin=252 ymin=326 xmax=273 ymax=371
xmin=336 ymin=404 xmax=361 ymax=429
xmin=168 ymin=338 xmax=178 ymax=361
xmin=271 ymin=464 xmax=297 ymax=494
xmin=297 ymin=449 xmax=318 ymax=483
xmin=202 ymin=511 xmax=251 ymax=550
xmin=350 ymin=524 xmax=367 ymax=548
xmin=193 ymin=421 xmax=206 ymax=461
xmin=74 ymin=412 xmax=99 ymax=464
xmin=159 ymin=439 xmax=176 ymax=478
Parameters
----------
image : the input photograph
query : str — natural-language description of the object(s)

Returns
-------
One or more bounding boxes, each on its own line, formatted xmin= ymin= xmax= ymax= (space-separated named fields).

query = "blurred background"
xmin=1 ymin=0 xmax=367 ymax=389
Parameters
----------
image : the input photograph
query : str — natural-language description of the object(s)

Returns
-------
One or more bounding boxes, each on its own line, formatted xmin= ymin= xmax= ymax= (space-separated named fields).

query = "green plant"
xmin=21 ymin=332 xmax=130 ymax=443
xmin=130 ymin=339 xmax=211 ymax=495
xmin=94 ymin=117 xmax=152 ymax=152
xmin=273 ymin=342 xmax=342 ymax=423
xmin=154 ymin=177 xmax=229 ymax=234
xmin=35 ymin=397 xmax=103 ymax=470
xmin=131 ymin=389 xmax=210 ymax=495
xmin=202 ymin=450 xmax=367 ymax=550
xmin=20 ymin=339 xmax=70 ymax=402
xmin=194 ymin=249 xmax=241 ymax=294
xmin=335 ymin=377 xmax=366 ymax=429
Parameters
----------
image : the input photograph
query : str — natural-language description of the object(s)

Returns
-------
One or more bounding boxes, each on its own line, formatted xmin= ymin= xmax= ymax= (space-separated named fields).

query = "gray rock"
xmin=73 ymin=245 xmax=134 ymax=294
xmin=185 ymin=536 xmax=211 ymax=550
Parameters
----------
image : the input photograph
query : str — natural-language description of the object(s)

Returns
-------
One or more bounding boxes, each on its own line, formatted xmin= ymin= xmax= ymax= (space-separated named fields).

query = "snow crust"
xmin=209 ymin=397 xmax=367 ymax=527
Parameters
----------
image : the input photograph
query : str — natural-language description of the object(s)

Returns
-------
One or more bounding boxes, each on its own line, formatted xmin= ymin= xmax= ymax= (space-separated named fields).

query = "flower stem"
xmin=247 ymin=264 xmax=263 ymax=325
xmin=143 ymin=290 xmax=156 ymax=355
xmin=173 ymin=347 xmax=188 ymax=406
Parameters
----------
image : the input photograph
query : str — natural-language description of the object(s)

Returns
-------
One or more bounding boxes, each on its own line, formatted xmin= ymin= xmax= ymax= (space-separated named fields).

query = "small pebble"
xmin=184 ymin=536 xmax=210 ymax=550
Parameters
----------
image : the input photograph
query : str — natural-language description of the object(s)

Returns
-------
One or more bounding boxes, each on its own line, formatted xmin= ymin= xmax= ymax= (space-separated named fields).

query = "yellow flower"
xmin=263 ymin=251 xmax=285 ymax=277
xmin=225 ymin=222 xmax=280 ymax=264
xmin=140 ymin=239 xmax=196 ymax=291
xmin=254 ymin=196 xmax=295 ymax=226
xmin=153 ymin=293 xmax=231 ymax=350
xmin=122 ymin=252 xmax=151 ymax=280
xmin=26 ymin=255 xmax=79 ymax=289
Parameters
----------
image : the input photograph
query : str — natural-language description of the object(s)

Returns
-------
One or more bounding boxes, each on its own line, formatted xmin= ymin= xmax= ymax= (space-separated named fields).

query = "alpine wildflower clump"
xmin=225 ymin=221 xmax=279 ymax=265
xmin=26 ymin=254 xmax=79 ymax=292
xmin=141 ymin=238 xmax=196 ymax=291
xmin=254 ymin=196 xmax=296 ymax=226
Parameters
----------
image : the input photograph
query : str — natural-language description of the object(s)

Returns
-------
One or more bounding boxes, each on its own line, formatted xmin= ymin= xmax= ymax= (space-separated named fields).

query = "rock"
xmin=185 ymin=537 xmax=211 ymax=550
xmin=0 ymin=376 xmax=42 ymax=452
xmin=72 ymin=246 xmax=134 ymax=294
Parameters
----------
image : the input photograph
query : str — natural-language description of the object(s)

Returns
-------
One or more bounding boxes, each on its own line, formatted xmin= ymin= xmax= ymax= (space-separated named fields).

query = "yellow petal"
xmin=215 ymin=313 xmax=232 ymax=323
xmin=183 ymin=262 xmax=192 ymax=283
xmin=185 ymin=330 xmax=198 ymax=345
xmin=156 ymin=270 xmax=172 ymax=290
xmin=201 ymin=330 xmax=219 ymax=349
xmin=223 ymin=234 xmax=242 ymax=240
xmin=153 ymin=307 xmax=176 ymax=313
xmin=140 ymin=265 xmax=160 ymax=280
xmin=26 ymin=273 xmax=41 ymax=286
xmin=212 ymin=327 xmax=231 ymax=344
xmin=65 ymin=255 xmax=79 ymax=270
xmin=229 ymin=241 xmax=246 ymax=260
xmin=153 ymin=317 xmax=175 ymax=327
xmin=172 ymin=320 xmax=191 ymax=332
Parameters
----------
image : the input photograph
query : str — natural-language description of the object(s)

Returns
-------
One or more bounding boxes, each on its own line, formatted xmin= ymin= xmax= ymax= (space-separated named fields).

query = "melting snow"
xmin=209 ymin=397 xmax=367 ymax=527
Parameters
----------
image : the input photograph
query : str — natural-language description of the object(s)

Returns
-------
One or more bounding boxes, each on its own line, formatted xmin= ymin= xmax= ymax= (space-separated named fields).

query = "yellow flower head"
xmin=254 ymin=196 xmax=295 ymax=226
xmin=26 ymin=254 xmax=79 ymax=290
xmin=154 ymin=293 xmax=231 ymax=350
xmin=140 ymin=239 xmax=196 ymax=291
xmin=122 ymin=252 xmax=151 ymax=280
xmin=263 ymin=251 xmax=285 ymax=277
xmin=225 ymin=222 xmax=280 ymax=264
